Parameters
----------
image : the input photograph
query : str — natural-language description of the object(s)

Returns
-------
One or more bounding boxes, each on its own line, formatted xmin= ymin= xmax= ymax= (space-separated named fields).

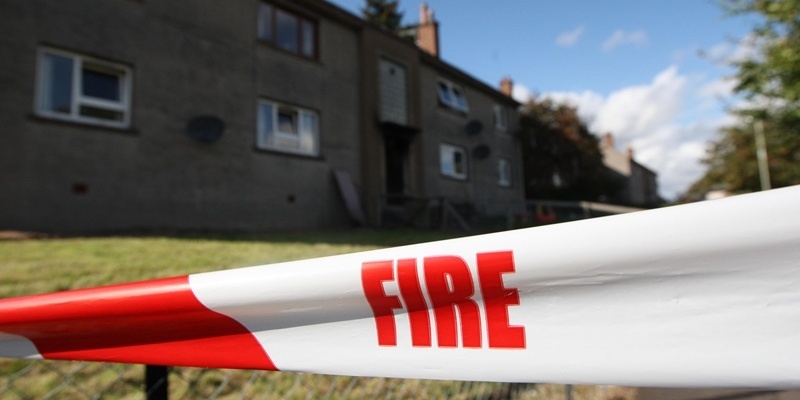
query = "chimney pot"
xmin=603 ymin=132 xmax=614 ymax=148
xmin=416 ymin=3 xmax=439 ymax=57
xmin=500 ymin=76 xmax=513 ymax=97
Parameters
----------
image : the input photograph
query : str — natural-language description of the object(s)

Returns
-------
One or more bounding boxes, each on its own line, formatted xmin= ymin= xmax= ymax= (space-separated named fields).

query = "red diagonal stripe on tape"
xmin=0 ymin=276 xmax=276 ymax=370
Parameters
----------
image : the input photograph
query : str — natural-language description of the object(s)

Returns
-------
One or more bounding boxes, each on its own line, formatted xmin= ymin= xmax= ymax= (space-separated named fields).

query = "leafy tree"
xmin=684 ymin=116 xmax=800 ymax=200
xmin=684 ymin=0 xmax=800 ymax=200
xmin=518 ymin=99 xmax=622 ymax=202
xmin=361 ymin=0 xmax=404 ymax=32
xmin=724 ymin=0 xmax=800 ymax=132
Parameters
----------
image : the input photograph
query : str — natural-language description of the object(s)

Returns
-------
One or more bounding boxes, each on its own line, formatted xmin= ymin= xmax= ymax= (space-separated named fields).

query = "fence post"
xmin=145 ymin=365 xmax=169 ymax=400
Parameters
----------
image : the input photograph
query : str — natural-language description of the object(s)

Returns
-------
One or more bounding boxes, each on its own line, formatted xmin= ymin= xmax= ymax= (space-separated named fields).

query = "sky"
xmin=329 ymin=0 xmax=761 ymax=200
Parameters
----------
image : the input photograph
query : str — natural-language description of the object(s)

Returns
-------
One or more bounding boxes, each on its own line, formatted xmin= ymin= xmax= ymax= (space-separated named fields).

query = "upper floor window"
xmin=257 ymin=99 xmax=319 ymax=157
xmin=493 ymin=104 xmax=508 ymax=132
xmin=437 ymin=79 xmax=469 ymax=113
xmin=35 ymin=48 xmax=132 ymax=128
xmin=258 ymin=2 xmax=317 ymax=59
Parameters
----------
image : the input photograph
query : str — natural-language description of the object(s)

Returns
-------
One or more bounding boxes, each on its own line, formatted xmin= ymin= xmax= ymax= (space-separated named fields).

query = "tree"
xmin=683 ymin=116 xmax=800 ymax=200
xmin=724 ymin=0 xmax=800 ymax=133
xmin=361 ymin=0 xmax=404 ymax=32
xmin=684 ymin=0 xmax=800 ymax=200
xmin=518 ymin=99 xmax=622 ymax=202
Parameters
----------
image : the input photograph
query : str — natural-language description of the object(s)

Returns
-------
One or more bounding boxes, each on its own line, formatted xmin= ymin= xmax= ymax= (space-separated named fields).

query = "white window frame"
xmin=493 ymin=104 xmax=509 ymax=132
xmin=35 ymin=48 xmax=132 ymax=128
xmin=497 ymin=158 xmax=512 ymax=187
xmin=257 ymin=99 xmax=320 ymax=157
xmin=437 ymin=79 xmax=469 ymax=113
xmin=439 ymin=143 xmax=468 ymax=180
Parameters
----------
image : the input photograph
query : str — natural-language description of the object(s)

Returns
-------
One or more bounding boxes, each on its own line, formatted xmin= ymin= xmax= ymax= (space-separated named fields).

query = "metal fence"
xmin=1 ymin=359 xmax=541 ymax=399
xmin=6 ymin=360 xmax=788 ymax=400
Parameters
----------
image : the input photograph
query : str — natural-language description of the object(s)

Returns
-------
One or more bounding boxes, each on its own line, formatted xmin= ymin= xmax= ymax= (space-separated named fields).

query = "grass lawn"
xmin=0 ymin=229 xmax=463 ymax=298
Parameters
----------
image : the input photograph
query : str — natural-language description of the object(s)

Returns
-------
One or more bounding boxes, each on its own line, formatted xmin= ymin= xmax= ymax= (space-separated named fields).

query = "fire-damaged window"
xmin=35 ymin=48 xmax=132 ymax=128
xmin=258 ymin=2 xmax=317 ymax=60
xmin=440 ymin=143 xmax=468 ymax=180
xmin=257 ymin=99 xmax=319 ymax=157
xmin=379 ymin=59 xmax=408 ymax=125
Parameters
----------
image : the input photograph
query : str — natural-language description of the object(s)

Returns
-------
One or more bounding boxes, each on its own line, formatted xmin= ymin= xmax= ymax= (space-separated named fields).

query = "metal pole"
xmin=754 ymin=119 xmax=772 ymax=191
xmin=145 ymin=365 xmax=169 ymax=400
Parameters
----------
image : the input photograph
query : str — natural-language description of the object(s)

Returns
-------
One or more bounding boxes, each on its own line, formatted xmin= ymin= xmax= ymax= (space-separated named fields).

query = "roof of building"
xmin=293 ymin=0 xmax=520 ymax=107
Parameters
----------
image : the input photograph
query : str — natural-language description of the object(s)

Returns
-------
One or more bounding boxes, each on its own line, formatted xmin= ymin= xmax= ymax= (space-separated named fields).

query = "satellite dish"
xmin=465 ymin=119 xmax=483 ymax=135
xmin=473 ymin=144 xmax=491 ymax=160
xmin=186 ymin=115 xmax=225 ymax=144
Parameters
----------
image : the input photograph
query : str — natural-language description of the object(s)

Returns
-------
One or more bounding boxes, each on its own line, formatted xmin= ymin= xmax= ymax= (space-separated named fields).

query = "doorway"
xmin=384 ymin=135 xmax=411 ymax=203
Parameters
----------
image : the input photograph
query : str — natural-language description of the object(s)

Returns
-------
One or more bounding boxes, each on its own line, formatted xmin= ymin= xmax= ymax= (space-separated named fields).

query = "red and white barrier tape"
xmin=2 ymin=186 xmax=799 ymax=388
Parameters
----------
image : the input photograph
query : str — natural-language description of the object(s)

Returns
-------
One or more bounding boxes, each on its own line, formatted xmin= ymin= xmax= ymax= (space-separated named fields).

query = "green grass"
xmin=0 ymin=229 xmax=463 ymax=298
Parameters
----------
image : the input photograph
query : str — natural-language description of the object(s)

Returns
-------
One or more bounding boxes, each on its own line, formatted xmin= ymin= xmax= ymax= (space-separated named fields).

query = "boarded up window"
xmin=379 ymin=59 xmax=408 ymax=125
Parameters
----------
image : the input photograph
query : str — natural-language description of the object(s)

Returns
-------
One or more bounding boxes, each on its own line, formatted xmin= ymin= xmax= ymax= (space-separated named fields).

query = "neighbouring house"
xmin=601 ymin=133 xmax=661 ymax=208
xmin=0 ymin=0 xmax=524 ymax=233
xmin=518 ymin=101 xmax=619 ymax=203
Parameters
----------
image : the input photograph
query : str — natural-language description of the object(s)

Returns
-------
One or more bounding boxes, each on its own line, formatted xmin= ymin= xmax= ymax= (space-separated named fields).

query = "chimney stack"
xmin=602 ymin=132 xmax=614 ymax=148
xmin=417 ymin=3 xmax=439 ymax=57
xmin=500 ymin=76 xmax=513 ymax=97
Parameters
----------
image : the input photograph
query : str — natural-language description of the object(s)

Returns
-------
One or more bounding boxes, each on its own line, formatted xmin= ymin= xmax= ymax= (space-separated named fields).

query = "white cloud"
xmin=698 ymin=77 xmax=736 ymax=100
xmin=704 ymin=34 xmax=762 ymax=70
xmin=602 ymin=29 xmax=649 ymax=51
xmin=556 ymin=26 xmax=585 ymax=47
xmin=540 ymin=90 xmax=605 ymax=124
xmin=593 ymin=67 xmax=687 ymax=139
xmin=512 ymin=83 xmax=535 ymax=104
xmin=519 ymin=66 xmax=741 ymax=199
xmin=732 ymin=34 xmax=763 ymax=62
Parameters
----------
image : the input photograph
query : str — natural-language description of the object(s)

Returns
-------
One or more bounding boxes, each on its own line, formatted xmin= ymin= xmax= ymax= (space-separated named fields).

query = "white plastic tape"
xmin=2 ymin=186 xmax=799 ymax=388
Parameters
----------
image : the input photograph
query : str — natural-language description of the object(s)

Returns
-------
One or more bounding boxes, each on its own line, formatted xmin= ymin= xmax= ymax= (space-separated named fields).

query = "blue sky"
xmin=329 ymin=0 xmax=760 ymax=199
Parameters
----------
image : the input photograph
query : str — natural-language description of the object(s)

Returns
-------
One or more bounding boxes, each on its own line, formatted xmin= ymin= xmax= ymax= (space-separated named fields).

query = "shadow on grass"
xmin=158 ymin=228 xmax=470 ymax=248
xmin=5 ymin=228 xmax=474 ymax=248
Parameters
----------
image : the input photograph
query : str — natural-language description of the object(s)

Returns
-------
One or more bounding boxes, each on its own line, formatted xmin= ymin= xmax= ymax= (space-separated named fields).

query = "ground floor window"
xmin=257 ymin=100 xmax=319 ymax=157
xmin=35 ymin=48 xmax=132 ymax=128
xmin=440 ymin=143 xmax=467 ymax=180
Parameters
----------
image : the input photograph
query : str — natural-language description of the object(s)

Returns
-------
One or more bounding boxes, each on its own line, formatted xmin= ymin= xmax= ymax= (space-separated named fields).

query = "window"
xmin=437 ymin=79 xmax=469 ymax=112
xmin=379 ymin=59 xmax=408 ymax=125
xmin=493 ymin=105 xmax=508 ymax=132
xmin=258 ymin=2 xmax=317 ymax=59
xmin=257 ymin=100 xmax=319 ymax=157
xmin=35 ymin=48 xmax=132 ymax=128
xmin=497 ymin=158 xmax=512 ymax=187
xmin=440 ymin=143 xmax=468 ymax=180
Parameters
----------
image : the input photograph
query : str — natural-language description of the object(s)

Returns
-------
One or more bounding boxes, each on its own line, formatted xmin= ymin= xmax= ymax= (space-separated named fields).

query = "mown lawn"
xmin=0 ymin=229 xmax=462 ymax=298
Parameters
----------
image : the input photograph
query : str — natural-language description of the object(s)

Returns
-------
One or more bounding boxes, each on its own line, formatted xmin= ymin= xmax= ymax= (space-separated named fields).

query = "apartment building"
xmin=0 ymin=0 xmax=523 ymax=232
xmin=601 ymin=133 xmax=661 ymax=207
